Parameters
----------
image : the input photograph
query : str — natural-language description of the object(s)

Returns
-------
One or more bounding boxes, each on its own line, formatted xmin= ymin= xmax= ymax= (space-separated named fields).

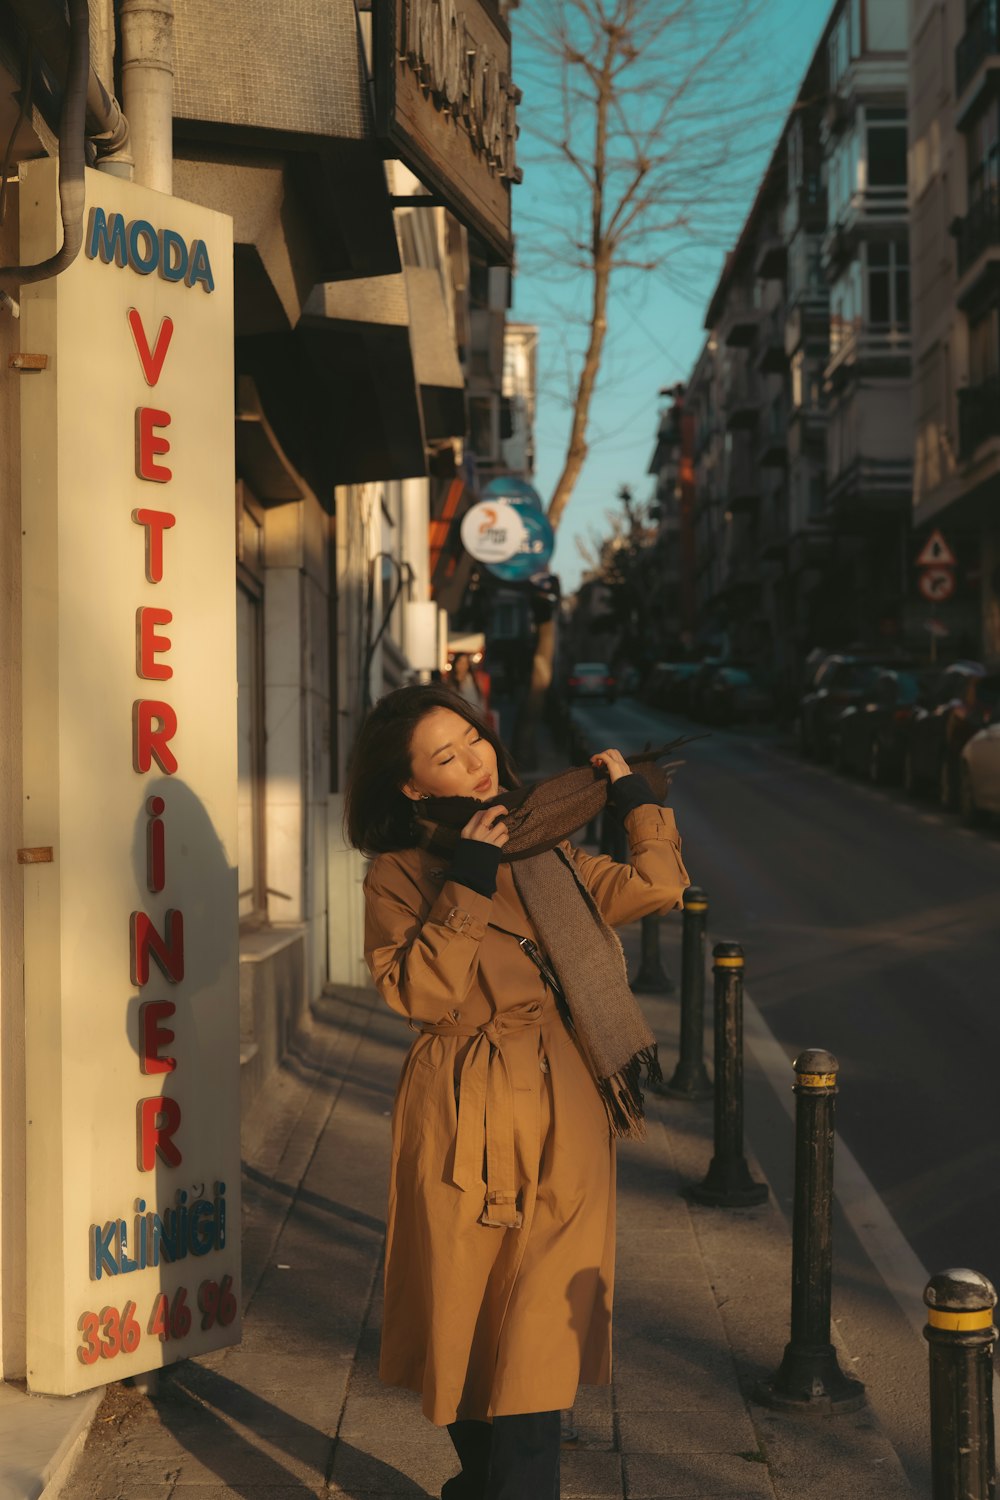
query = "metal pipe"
xmin=120 ymin=0 xmax=175 ymax=195
xmin=3 ymin=0 xmax=130 ymax=167
xmin=0 ymin=0 xmax=88 ymax=288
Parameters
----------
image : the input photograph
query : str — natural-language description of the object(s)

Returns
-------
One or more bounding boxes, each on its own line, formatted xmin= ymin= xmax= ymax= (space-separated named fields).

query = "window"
xmin=968 ymin=309 xmax=999 ymax=383
xmin=867 ymin=119 xmax=908 ymax=188
xmin=967 ymin=97 xmax=1000 ymax=208
xmin=236 ymin=484 xmax=266 ymax=923
xmin=866 ymin=241 xmax=909 ymax=332
xmin=865 ymin=0 xmax=907 ymax=51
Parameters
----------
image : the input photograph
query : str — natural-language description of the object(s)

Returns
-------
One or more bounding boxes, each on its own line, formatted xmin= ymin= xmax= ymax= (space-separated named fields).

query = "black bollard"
xmin=688 ymin=944 xmax=767 ymax=1207
xmin=755 ymin=1050 xmax=865 ymax=1413
xmin=924 ymin=1268 xmax=997 ymax=1499
xmin=664 ymin=887 xmax=712 ymax=1099
xmin=631 ymin=914 xmax=675 ymax=994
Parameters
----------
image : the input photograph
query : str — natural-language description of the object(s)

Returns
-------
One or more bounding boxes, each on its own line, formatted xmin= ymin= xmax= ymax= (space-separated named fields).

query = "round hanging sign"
xmin=460 ymin=500 xmax=527 ymax=565
xmin=481 ymin=475 xmax=545 ymax=512
xmin=484 ymin=501 xmax=555 ymax=582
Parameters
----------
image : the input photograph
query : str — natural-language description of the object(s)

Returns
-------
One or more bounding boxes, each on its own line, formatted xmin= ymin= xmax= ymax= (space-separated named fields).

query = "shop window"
xmin=236 ymin=483 xmax=266 ymax=923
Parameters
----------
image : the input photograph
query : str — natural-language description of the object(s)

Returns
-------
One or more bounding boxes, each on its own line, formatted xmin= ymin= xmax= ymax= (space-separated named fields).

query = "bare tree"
xmin=509 ymin=0 xmax=779 ymax=761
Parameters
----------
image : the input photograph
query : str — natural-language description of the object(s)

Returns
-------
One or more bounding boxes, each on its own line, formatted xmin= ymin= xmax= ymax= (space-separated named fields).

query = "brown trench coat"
xmin=363 ymin=804 xmax=690 ymax=1426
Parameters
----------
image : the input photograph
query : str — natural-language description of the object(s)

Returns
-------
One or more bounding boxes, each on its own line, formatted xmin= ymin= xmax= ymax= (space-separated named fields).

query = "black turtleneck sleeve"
xmin=609 ymin=772 xmax=659 ymax=819
xmin=448 ymin=838 xmax=504 ymax=899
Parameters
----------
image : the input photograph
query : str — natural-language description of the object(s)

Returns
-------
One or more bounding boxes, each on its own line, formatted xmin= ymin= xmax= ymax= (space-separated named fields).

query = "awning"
xmin=404 ymin=266 xmax=466 ymax=442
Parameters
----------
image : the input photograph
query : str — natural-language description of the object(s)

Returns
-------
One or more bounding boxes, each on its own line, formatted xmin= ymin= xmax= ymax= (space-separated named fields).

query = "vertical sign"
xmin=19 ymin=160 xmax=240 ymax=1395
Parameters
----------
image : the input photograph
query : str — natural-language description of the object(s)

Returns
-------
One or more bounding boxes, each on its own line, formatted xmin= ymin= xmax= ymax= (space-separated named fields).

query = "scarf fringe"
xmin=598 ymin=1045 xmax=662 ymax=1140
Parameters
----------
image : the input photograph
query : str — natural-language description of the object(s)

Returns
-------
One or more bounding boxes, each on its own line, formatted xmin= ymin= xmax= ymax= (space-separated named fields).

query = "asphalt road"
xmin=571 ymin=694 xmax=1000 ymax=1302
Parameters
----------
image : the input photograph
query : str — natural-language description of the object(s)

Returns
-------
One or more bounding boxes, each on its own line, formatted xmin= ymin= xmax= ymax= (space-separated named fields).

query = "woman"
xmin=448 ymin=651 xmax=486 ymax=711
xmin=345 ymin=685 xmax=690 ymax=1500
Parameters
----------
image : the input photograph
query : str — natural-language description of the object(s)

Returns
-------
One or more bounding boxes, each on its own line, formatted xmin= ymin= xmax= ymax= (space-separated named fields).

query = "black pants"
xmin=446 ymin=1412 xmax=561 ymax=1500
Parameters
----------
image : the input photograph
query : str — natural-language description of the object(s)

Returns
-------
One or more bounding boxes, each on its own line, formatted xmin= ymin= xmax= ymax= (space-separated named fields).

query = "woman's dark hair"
xmin=344 ymin=684 xmax=518 ymax=855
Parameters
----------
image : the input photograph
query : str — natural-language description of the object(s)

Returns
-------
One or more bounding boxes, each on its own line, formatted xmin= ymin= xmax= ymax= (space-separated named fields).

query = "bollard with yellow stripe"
xmin=663 ymin=886 xmax=712 ymax=1101
xmin=924 ymin=1268 xmax=997 ymax=1500
xmin=689 ymin=941 xmax=767 ymax=1207
xmin=755 ymin=1047 xmax=865 ymax=1414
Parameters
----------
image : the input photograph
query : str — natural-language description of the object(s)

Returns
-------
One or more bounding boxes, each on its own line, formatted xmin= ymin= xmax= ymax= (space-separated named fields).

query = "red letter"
xmin=137 ymin=1096 xmax=182 ymax=1171
xmin=147 ymin=795 xmax=165 ymax=892
xmin=128 ymin=308 xmax=174 ymax=386
xmin=135 ymin=408 xmax=172 ymax=483
xmin=130 ymin=910 xmax=184 ymax=985
xmin=136 ymin=607 xmax=173 ymax=680
xmin=133 ymin=699 xmax=178 ymax=774
xmin=140 ymin=1000 xmax=176 ymax=1074
xmin=132 ymin=508 xmax=175 ymax=584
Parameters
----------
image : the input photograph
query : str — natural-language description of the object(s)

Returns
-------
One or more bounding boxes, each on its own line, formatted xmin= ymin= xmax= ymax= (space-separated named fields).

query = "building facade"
xmin=0 ymin=0 xmax=519 ymax=1407
xmin=674 ymin=0 xmax=915 ymax=689
xmin=909 ymin=0 xmax=1000 ymax=659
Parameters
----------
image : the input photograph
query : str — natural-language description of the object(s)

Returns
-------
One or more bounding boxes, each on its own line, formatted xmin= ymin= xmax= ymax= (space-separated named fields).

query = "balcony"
xmin=958 ymin=377 xmax=1000 ymax=460
xmin=824 ymin=455 xmax=912 ymax=525
xmin=755 ymin=308 xmax=788 ymax=374
xmin=955 ymin=0 xmax=1000 ymax=127
xmin=719 ymin=292 xmax=762 ymax=348
xmin=758 ymin=427 xmax=788 ymax=468
xmin=823 ymin=188 xmax=908 ymax=272
xmin=825 ymin=322 xmax=911 ymax=388
xmin=755 ymin=235 xmax=787 ymax=282
xmin=727 ymin=440 xmax=761 ymax=511
xmin=725 ymin=369 xmax=761 ymax=430
xmin=952 ymin=193 xmax=1000 ymax=310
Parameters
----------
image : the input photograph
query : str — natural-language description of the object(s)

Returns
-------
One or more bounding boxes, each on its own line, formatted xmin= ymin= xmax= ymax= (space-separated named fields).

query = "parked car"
xmin=797 ymin=655 xmax=883 ymax=760
xmin=566 ymin=661 xmax=616 ymax=701
xmin=703 ymin=665 xmax=775 ymax=725
xmin=959 ymin=724 xmax=1000 ymax=824
xmin=833 ymin=669 xmax=922 ymax=782
xmin=645 ymin=661 xmax=698 ymax=711
xmin=903 ymin=663 xmax=1000 ymax=807
xmin=688 ymin=659 xmax=726 ymax=720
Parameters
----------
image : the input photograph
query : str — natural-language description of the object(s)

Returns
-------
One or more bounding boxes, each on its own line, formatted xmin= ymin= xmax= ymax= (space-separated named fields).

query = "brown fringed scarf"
xmin=419 ymin=739 xmax=694 ymax=1138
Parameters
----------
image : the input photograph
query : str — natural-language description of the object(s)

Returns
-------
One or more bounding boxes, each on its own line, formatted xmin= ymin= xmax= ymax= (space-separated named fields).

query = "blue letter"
xmin=90 ymin=1221 xmax=119 ymax=1280
xmin=186 ymin=239 xmax=215 ymax=293
xmin=159 ymin=228 xmax=188 ymax=284
xmin=127 ymin=219 xmax=160 ymax=275
xmin=86 ymin=207 xmax=127 ymax=267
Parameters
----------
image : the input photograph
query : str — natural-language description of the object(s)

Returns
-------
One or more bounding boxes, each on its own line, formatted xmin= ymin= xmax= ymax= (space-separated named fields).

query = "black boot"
xmin=443 ymin=1418 xmax=492 ymax=1500
xmin=487 ymin=1411 xmax=561 ymax=1500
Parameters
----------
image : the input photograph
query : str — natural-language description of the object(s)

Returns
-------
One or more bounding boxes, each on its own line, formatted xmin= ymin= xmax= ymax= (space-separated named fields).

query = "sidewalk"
xmin=45 ymin=713 xmax=920 ymax=1500
xmin=49 ymin=941 xmax=917 ymax=1499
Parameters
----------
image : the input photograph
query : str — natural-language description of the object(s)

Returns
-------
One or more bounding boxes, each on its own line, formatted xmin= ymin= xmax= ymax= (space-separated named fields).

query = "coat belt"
xmin=420 ymin=1001 xmax=545 ymax=1230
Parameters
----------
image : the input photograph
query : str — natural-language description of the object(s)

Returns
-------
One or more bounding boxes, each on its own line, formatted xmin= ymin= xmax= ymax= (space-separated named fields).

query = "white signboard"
xmin=460 ymin=499 xmax=526 ymax=564
xmin=19 ymin=160 xmax=240 ymax=1394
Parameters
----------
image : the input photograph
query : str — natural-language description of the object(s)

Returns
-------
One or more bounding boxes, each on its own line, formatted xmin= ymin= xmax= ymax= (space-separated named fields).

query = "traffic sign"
xmin=918 ymin=567 xmax=956 ymax=602
xmin=916 ymin=529 xmax=956 ymax=568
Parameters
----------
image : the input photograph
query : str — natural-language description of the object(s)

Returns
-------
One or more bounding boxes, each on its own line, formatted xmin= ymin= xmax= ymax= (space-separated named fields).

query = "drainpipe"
xmin=120 ymin=0 xmax=175 ymax=195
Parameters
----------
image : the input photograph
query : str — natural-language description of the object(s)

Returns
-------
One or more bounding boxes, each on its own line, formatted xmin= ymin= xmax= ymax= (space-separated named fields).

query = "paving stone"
xmin=560 ymin=1449 xmax=623 ymax=1497
xmin=623 ymin=1451 xmax=775 ymax=1498
xmin=618 ymin=1408 xmax=758 ymax=1454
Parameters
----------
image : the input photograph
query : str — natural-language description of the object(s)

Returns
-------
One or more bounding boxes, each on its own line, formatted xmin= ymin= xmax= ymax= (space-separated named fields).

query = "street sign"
xmin=460 ymin=499 xmax=526 ymax=564
xmin=916 ymin=529 xmax=956 ymax=568
xmin=918 ymin=568 xmax=956 ymax=602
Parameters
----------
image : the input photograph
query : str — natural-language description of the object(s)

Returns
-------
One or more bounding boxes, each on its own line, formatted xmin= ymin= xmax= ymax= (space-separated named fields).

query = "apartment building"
xmin=910 ymin=0 xmax=1000 ymax=660
xmin=683 ymin=0 xmax=912 ymax=684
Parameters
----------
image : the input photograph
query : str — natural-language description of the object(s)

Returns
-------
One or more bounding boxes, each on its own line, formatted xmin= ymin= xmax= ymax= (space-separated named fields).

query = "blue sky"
xmin=508 ymin=0 xmax=832 ymax=594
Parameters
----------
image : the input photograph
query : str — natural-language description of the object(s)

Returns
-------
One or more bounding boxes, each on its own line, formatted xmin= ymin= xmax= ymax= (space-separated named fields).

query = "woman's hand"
xmin=591 ymin=748 xmax=630 ymax=784
xmin=460 ymin=804 xmax=509 ymax=847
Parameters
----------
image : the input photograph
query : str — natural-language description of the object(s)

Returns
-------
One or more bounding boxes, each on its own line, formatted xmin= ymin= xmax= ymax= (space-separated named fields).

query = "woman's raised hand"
xmin=590 ymin=748 xmax=630 ymax=784
xmin=461 ymin=804 xmax=509 ymax=847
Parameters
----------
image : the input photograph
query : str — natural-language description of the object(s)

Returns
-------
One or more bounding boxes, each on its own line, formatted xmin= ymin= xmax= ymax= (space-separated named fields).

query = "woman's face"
xmin=402 ymin=707 xmax=498 ymax=802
